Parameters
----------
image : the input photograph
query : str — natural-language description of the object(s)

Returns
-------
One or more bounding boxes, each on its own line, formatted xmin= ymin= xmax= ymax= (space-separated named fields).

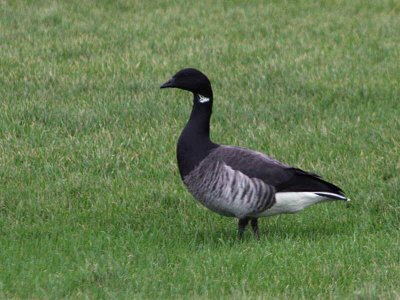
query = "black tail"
xmin=276 ymin=168 xmax=346 ymax=196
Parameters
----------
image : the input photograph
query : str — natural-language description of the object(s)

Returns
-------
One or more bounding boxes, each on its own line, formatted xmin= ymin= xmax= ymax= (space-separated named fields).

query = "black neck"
xmin=188 ymin=95 xmax=212 ymax=136
xmin=177 ymin=94 xmax=218 ymax=178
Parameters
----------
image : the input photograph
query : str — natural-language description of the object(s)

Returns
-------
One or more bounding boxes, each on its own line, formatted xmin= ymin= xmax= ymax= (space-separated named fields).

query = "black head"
xmin=160 ymin=68 xmax=213 ymax=99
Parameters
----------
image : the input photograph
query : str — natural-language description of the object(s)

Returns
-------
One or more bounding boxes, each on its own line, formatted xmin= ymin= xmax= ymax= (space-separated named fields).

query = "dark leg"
xmin=238 ymin=218 xmax=250 ymax=239
xmin=251 ymin=218 xmax=259 ymax=239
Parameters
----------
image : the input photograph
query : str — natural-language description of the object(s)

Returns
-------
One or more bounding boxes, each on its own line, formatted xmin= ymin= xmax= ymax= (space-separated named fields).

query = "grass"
xmin=1 ymin=0 xmax=399 ymax=298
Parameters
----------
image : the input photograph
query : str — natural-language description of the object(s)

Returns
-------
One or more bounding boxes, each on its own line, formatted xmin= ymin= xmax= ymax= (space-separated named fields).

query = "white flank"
xmin=258 ymin=192 xmax=340 ymax=217
xmin=314 ymin=192 xmax=349 ymax=201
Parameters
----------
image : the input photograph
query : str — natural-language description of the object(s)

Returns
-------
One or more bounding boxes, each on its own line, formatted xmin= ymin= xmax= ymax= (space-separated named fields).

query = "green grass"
xmin=1 ymin=0 xmax=399 ymax=298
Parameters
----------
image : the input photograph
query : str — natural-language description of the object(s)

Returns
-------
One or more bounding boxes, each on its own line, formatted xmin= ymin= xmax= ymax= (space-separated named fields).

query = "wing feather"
xmin=210 ymin=146 xmax=345 ymax=196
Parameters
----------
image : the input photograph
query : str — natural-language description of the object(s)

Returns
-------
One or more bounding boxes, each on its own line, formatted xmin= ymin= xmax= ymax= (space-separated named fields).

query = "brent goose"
xmin=160 ymin=68 xmax=349 ymax=238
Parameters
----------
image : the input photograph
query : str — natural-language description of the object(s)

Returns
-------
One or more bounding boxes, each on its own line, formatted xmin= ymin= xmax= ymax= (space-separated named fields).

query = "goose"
xmin=160 ymin=68 xmax=349 ymax=238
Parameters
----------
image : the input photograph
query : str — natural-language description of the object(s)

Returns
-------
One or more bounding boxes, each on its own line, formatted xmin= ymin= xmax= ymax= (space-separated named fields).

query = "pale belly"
xmin=195 ymin=191 xmax=253 ymax=218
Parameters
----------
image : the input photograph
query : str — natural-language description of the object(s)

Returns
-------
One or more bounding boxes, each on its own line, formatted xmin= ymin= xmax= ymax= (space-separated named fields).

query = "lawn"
xmin=0 ymin=0 xmax=399 ymax=298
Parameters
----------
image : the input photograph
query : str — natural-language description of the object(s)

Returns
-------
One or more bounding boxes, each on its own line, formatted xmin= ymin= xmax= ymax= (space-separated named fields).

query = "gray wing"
xmin=212 ymin=145 xmax=345 ymax=195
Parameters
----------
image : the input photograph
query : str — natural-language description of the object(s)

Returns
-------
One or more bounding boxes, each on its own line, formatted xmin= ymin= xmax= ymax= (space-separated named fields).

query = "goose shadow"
xmin=185 ymin=217 xmax=355 ymax=247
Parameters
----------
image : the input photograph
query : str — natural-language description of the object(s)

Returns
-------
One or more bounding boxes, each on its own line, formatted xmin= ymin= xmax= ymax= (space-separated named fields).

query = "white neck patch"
xmin=198 ymin=94 xmax=210 ymax=103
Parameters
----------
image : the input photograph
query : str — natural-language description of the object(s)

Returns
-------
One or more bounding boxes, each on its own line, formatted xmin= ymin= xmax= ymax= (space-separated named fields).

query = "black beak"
xmin=160 ymin=78 xmax=175 ymax=89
